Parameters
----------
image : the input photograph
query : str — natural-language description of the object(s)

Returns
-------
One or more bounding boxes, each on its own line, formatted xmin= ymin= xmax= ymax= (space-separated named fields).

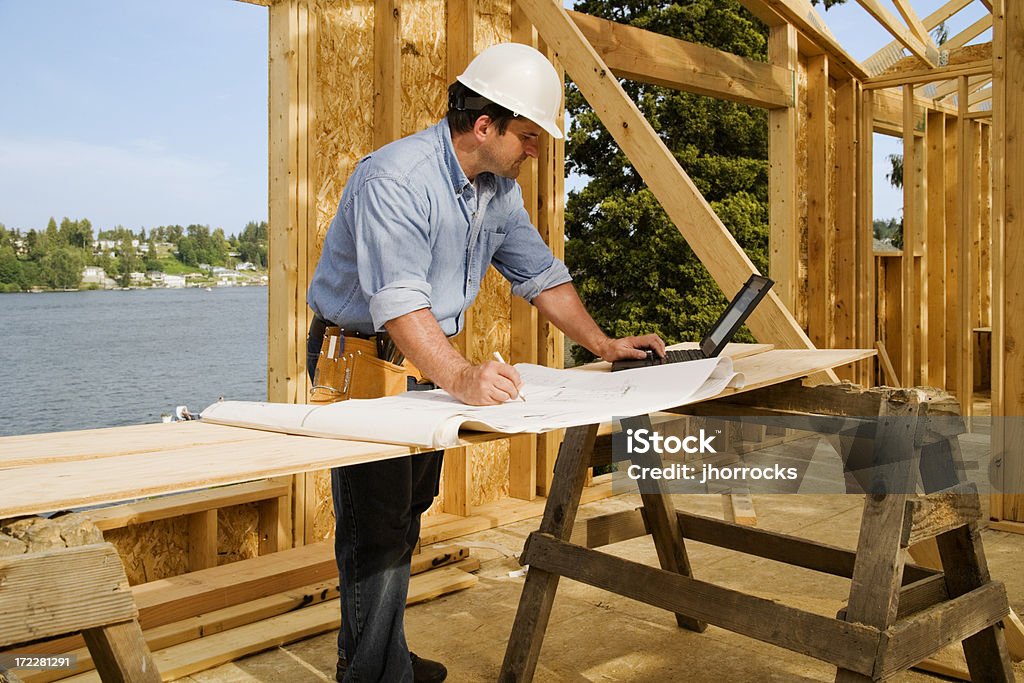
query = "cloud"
xmin=0 ymin=136 xmax=265 ymax=233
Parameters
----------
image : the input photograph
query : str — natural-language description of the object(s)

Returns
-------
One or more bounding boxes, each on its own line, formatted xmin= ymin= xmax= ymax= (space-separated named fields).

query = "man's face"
xmin=478 ymin=118 xmax=542 ymax=179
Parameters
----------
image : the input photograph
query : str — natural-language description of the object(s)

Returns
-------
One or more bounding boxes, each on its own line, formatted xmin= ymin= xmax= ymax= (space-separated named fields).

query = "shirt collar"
xmin=436 ymin=118 xmax=474 ymax=197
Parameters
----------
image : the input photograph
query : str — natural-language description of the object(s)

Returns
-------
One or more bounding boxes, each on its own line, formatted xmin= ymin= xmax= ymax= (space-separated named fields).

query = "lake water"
xmin=0 ymin=287 xmax=268 ymax=436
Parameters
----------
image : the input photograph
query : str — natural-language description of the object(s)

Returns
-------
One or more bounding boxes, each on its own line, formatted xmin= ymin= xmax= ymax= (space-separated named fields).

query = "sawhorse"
xmin=499 ymin=383 xmax=1015 ymax=681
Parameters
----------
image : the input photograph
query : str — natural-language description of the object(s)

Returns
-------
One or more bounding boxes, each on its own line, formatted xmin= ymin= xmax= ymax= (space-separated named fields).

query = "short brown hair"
xmin=446 ymin=81 xmax=517 ymax=135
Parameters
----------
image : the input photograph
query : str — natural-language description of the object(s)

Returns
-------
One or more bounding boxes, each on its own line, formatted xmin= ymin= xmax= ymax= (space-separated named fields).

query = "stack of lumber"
xmin=3 ymin=542 xmax=477 ymax=682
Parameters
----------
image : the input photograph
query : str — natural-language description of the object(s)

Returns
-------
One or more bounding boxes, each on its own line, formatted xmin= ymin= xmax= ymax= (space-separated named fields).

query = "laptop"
xmin=611 ymin=274 xmax=774 ymax=372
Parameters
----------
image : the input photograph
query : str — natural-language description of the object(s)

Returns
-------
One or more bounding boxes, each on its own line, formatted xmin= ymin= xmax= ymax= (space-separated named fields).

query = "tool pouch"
xmin=310 ymin=327 xmax=408 ymax=403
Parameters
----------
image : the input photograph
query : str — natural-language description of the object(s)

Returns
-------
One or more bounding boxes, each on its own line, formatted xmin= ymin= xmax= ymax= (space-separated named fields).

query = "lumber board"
xmin=675 ymin=510 xmax=938 ymax=584
xmin=521 ymin=532 xmax=879 ymax=675
xmin=945 ymin=114 xmax=961 ymax=395
xmin=806 ymin=53 xmax=831 ymax=351
xmin=880 ymin=581 xmax=1010 ymax=678
xmin=0 ymin=544 xmax=136 ymax=647
xmin=769 ymin=23 xmax=800 ymax=313
xmin=84 ymin=480 xmax=291 ymax=532
xmin=857 ymin=89 xmax=876 ymax=387
xmin=926 ymin=111 xmax=947 ymax=388
xmin=738 ymin=0 xmax=868 ymax=79
xmin=902 ymin=484 xmax=981 ymax=548
xmin=856 ymin=0 xmax=939 ymax=66
xmin=373 ymin=0 xmax=401 ymax=148
xmin=890 ymin=0 xmax=933 ymax=47
xmin=515 ymin=0 xmax=828 ymax=367
xmin=834 ymin=79 xmax=858 ymax=362
xmin=902 ymin=86 xmax=920 ymax=388
xmin=19 ymin=580 xmax=342 ymax=683
xmin=958 ymin=77 xmax=975 ymax=415
xmin=864 ymin=0 xmax=972 ymax=71
xmin=865 ymin=59 xmax=992 ymax=90
xmin=568 ymin=10 xmax=792 ymax=110
xmin=267 ymin=0 xmax=298 ymax=405
xmin=11 ymin=545 xmax=470 ymax=676
xmin=0 ymin=422 xmax=268 ymax=469
xmin=79 ymin=620 xmax=159 ymax=683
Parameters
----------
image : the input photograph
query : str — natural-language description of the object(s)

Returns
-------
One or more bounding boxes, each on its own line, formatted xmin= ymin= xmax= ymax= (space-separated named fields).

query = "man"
xmin=307 ymin=42 xmax=665 ymax=682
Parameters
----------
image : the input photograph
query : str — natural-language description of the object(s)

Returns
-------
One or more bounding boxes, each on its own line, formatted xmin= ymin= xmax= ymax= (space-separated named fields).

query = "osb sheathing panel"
xmin=103 ymin=503 xmax=256 ymax=585
xmin=311 ymin=468 xmax=335 ymax=542
xmin=218 ymin=503 xmax=260 ymax=565
xmin=796 ymin=54 xmax=809 ymax=331
xmin=313 ymin=0 xmax=373 ymax=252
xmin=308 ymin=0 xmax=515 ymax=519
xmin=401 ymin=0 xmax=446 ymax=136
xmin=105 ymin=520 xmax=188 ymax=586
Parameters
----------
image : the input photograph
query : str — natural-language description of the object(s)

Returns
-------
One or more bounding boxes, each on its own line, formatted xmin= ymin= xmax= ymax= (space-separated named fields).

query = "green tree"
xmin=41 ymin=247 xmax=84 ymax=290
xmin=0 ymin=245 xmax=21 ymax=290
xmin=565 ymin=0 xmax=769 ymax=363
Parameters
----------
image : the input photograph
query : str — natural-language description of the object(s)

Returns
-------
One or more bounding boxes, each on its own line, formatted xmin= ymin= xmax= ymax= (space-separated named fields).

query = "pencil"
xmin=493 ymin=351 xmax=527 ymax=402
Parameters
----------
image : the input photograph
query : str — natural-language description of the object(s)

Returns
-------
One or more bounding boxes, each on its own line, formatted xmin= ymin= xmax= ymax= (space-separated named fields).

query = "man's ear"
xmin=472 ymin=115 xmax=493 ymax=141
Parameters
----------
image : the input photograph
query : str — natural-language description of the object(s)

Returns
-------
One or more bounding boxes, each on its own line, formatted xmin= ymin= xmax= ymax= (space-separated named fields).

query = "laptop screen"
xmin=700 ymin=275 xmax=774 ymax=357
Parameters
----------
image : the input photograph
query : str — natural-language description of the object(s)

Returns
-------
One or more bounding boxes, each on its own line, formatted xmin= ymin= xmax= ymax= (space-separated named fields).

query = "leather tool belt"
xmin=309 ymin=317 xmax=417 ymax=403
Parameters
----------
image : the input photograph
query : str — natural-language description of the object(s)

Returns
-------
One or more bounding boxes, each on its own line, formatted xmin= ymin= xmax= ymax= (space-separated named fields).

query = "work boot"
xmin=335 ymin=652 xmax=447 ymax=682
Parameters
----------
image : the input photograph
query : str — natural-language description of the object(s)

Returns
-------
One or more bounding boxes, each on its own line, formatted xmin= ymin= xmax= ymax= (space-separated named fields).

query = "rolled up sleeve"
xmin=350 ymin=176 xmax=434 ymax=330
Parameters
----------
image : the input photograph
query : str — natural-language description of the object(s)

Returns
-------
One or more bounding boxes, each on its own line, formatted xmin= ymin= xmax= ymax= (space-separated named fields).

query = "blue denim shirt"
xmin=308 ymin=119 xmax=572 ymax=336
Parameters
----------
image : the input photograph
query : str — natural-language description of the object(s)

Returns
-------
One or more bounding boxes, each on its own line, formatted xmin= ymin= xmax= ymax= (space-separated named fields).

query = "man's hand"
xmin=449 ymin=360 xmax=524 ymax=406
xmin=596 ymin=334 xmax=667 ymax=362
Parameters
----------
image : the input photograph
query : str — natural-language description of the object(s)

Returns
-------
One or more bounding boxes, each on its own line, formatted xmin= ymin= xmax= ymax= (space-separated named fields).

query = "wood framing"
xmin=568 ymin=11 xmax=792 ymax=110
xmin=769 ymin=22 xmax=800 ymax=315
xmin=515 ymin=0 xmax=823 ymax=360
xmin=856 ymin=0 xmax=939 ymax=66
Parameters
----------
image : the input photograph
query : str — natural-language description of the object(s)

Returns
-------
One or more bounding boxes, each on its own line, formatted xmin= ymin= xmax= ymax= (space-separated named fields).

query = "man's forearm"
xmin=383 ymin=308 xmax=469 ymax=391
xmin=531 ymin=283 xmax=612 ymax=357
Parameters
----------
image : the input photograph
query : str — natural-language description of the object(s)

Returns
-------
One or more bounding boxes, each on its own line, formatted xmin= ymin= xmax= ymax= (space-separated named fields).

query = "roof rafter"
xmin=891 ymin=0 xmax=933 ymax=47
xmin=864 ymin=0 xmax=972 ymax=72
xmin=856 ymin=0 xmax=940 ymax=66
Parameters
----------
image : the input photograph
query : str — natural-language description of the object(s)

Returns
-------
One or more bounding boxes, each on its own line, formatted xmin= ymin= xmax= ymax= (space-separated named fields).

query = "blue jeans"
xmin=308 ymin=325 xmax=443 ymax=682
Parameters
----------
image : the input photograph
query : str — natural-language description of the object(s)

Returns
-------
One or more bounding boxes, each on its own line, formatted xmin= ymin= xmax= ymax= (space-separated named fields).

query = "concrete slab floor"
xmin=175 ymin=491 xmax=1024 ymax=683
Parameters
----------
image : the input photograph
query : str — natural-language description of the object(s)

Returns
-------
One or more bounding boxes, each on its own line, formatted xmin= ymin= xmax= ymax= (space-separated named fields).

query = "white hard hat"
xmin=457 ymin=43 xmax=563 ymax=139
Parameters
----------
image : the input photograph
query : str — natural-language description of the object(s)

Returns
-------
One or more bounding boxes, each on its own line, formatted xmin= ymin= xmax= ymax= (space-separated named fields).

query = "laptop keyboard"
xmin=611 ymin=348 xmax=706 ymax=372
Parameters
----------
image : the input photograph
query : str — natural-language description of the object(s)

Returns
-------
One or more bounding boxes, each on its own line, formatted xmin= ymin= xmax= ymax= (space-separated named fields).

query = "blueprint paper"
xmin=200 ymin=357 xmax=744 ymax=448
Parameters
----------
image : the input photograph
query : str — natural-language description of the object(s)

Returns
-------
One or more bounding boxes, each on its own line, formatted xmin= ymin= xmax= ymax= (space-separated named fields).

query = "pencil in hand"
xmin=492 ymin=351 xmax=527 ymax=402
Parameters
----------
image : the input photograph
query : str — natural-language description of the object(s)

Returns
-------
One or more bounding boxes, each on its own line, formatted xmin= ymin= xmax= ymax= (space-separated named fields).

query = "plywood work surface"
xmin=0 ymin=347 xmax=871 ymax=520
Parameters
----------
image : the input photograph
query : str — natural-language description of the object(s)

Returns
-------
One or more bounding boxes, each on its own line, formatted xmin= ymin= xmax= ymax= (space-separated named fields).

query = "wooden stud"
xmin=508 ymin=5 xmax=539 ymax=502
xmin=901 ymin=86 xmax=919 ymax=387
xmin=834 ymin=79 xmax=859 ymax=379
xmin=534 ymin=38 xmax=566 ymax=496
xmin=857 ymin=89 xmax=876 ymax=386
xmin=958 ymin=76 xmax=975 ymax=415
xmin=980 ymin=123 xmax=992 ymax=329
xmin=807 ymin=54 xmax=831 ymax=351
xmin=373 ymin=0 xmax=401 ymax=148
xmin=769 ymin=23 xmax=799 ymax=315
xmin=187 ymin=510 xmax=218 ymax=572
xmin=945 ymin=114 xmax=961 ymax=395
xmin=441 ymin=0 xmax=475 ymax=517
xmin=992 ymin=0 xmax=1024 ymax=524
xmin=926 ymin=111 xmax=947 ymax=389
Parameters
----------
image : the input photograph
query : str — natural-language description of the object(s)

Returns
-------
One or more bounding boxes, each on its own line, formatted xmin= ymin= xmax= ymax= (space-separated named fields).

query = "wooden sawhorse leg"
xmin=500 ymin=416 xmax=707 ymax=681
xmin=499 ymin=423 xmax=598 ymax=682
xmin=837 ymin=392 xmax=1014 ymax=682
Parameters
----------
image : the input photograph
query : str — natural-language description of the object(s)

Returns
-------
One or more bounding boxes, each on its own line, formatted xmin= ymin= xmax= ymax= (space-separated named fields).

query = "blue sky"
xmin=0 ymin=1 xmax=990 ymax=235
